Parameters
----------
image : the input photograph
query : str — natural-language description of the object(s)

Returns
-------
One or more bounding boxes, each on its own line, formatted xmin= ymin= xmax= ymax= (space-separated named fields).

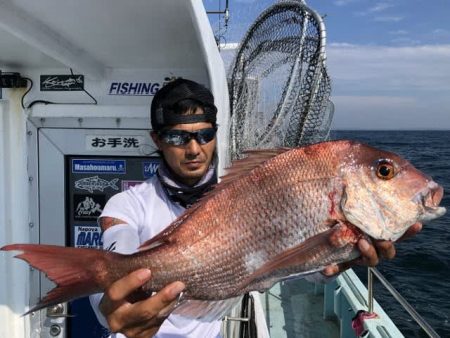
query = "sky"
xmin=204 ymin=0 xmax=450 ymax=130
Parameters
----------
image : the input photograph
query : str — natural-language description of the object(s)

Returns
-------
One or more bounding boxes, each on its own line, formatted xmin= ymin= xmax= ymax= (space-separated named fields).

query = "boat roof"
xmin=0 ymin=0 xmax=208 ymax=77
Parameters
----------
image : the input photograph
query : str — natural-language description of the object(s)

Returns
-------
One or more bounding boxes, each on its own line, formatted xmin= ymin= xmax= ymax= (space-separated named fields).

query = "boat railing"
xmin=367 ymin=267 xmax=440 ymax=338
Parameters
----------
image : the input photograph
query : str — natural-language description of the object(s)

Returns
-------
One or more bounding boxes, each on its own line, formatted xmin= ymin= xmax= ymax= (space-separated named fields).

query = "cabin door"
xmin=33 ymin=125 xmax=159 ymax=338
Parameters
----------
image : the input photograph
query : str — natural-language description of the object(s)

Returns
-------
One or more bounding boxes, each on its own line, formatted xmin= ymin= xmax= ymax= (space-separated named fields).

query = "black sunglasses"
xmin=158 ymin=128 xmax=217 ymax=146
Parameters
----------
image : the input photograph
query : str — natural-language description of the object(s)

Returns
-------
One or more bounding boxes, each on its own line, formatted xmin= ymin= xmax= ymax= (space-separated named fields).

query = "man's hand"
xmin=99 ymin=269 xmax=185 ymax=338
xmin=322 ymin=223 xmax=422 ymax=276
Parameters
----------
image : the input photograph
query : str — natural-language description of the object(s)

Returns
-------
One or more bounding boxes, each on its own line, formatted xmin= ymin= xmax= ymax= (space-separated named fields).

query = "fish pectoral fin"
xmin=172 ymin=296 xmax=243 ymax=322
xmin=138 ymin=226 xmax=179 ymax=251
xmin=138 ymin=238 xmax=169 ymax=252
xmin=236 ymin=228 xmax=337 ymax=293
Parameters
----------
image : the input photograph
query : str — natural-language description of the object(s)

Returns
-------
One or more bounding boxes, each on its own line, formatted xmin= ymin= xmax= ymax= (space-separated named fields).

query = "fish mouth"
xmin=413 ymin=182 xmax=446 ymax=221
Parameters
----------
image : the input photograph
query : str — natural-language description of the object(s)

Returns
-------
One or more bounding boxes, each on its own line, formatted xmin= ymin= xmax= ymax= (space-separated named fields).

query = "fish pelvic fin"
xmin=1 ymin=244 xmax=120 ymax=315
xmin=172 ymin=296 xmax=243 ymax=322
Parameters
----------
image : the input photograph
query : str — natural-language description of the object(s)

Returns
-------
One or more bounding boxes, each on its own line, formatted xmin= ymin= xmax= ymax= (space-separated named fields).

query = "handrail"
xmin=367 ymin=267 xmax=440 ymax=338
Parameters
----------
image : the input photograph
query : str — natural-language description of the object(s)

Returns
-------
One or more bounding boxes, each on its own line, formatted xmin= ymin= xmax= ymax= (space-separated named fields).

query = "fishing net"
xmin=228 ymin=0 xmax=334 ymax=160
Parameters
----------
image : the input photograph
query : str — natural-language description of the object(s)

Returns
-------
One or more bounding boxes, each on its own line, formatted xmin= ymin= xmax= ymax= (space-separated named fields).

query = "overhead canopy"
xmin=0 ymin=0 xmax=209 ymax=78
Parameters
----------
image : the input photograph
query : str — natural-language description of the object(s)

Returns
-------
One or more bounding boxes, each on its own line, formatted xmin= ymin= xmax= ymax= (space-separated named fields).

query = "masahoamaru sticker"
xmin=72 ymin=159 xmax=126 ymax=174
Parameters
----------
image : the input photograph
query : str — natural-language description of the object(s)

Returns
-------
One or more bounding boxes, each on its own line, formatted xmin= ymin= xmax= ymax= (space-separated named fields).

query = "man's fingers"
xmin=108 ymin=269 xmax=152 ymax=301
xmin=157 ymin=299 xmax=179 ymax=319
xmin=358 ymin=239 xmax=379 ymax=267
xmin=323 ymin=223 xmax=422 ymax=276
xmin=398 ymin=222 xmax=422 ymax=242
xmin=322 ymin=264 xmax=340 ymax=277
xmin=322 ymin=259 xmax=357 ymax=276
xmin=124 ymin=281 xmax=185 ymax=327
xmin=374 ymin=240 xmax=396 ymax=260
xmin=100 ymin=269 xmax=152 ymax=314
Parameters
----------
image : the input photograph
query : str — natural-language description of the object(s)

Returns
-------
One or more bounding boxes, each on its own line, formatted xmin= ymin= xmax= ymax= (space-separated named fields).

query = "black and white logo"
xmin=40 ymin=74 xmax=84 ymax=91
xmin=74 ymin=194 xmax=105 ymax=221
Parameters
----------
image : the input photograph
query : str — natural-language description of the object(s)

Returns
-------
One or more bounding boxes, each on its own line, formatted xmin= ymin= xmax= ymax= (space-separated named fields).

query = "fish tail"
xmin=1 ymin=243 xmax=121 ymax=314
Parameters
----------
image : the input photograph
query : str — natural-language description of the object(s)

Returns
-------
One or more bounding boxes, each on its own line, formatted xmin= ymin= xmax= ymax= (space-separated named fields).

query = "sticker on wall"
xmin=40 ymin=74 xmax=84 ymax=91
xmin=143 ymin=160 xmax=160 ymax=179
xmin=122 ymin=180 xmax=144 ymax=191
xmin=74 ymin=194 xmax=105 ymax=221
xmin=86 ymin=135 xmax=146 ymax=152
xmin=74 ymin=225 xmax=103 ymax=249
xmin=72 ymin=159 xmax=126 ymax=174
xmin=107 ymin=76 xmax=182 ymax=96
xmin=108 ymin=82 xmax=160 ymax=96
xmin=75 ymin=176 xmax=119 ymax=193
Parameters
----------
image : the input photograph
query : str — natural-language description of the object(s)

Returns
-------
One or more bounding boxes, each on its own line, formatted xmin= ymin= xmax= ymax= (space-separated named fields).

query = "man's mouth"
xmin=184 ymin=161 xmax=204 ymax=169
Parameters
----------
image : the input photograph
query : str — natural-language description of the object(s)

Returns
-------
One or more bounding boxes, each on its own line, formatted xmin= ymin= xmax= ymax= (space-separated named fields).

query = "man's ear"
xmin=150 ymin=131 xmax=161 ymax=149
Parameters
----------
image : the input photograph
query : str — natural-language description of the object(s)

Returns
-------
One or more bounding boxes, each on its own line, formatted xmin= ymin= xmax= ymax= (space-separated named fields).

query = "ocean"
xmin=331 ymin=130 xmax=450 ymax=338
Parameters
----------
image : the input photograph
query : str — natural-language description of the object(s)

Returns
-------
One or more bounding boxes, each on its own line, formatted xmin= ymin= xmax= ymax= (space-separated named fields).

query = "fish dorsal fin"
xmin=140 ymin=148 xmax=291 ymax=252
xmin=138 ymin=203 xmax=203 ymax=251
xmin=220 ymin=148 xmax=290 ymax=185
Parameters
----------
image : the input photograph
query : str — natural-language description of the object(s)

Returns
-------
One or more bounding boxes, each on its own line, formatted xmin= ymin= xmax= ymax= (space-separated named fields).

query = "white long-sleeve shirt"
xmin=89 ymin=176 xmax=222 ymax=338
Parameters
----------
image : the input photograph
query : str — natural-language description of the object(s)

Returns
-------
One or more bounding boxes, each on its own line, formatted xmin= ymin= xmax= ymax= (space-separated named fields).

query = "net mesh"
xmin=228 ymin=0 xmax=334 ymax=160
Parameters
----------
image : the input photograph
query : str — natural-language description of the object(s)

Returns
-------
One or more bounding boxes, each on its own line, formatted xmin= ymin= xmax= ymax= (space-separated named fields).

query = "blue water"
xmin=331 ymin=130 xmax=450 ymax=338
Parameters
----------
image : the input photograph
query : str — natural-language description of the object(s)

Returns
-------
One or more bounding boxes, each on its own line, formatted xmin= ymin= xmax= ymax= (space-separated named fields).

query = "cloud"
xmin=430 ymin=28 xmax=450 ymax=39
xmin=356 ymin=2 xmax=394 ymax=16
xmin=220 ymin=41 xmax=450 ymax=129
xmin=333 ymin=0 xmax=361 ymax=6
xmin=330 ymin=96 xmax=417 ymax=129
xmin=389 ymin=30 xmax=408 ymax=35
xmin=352 ymin=3 xmax=404 ymax=22
xmin=326 ymin=43 xmax=450 ymax=129
xmin=390 ymin=37 xmax=421 ymax=45
xmin=373 ymin=15 xmax=404 ymax=22
xmin=327 ymin=44 xmax=450 ymax=92
xmin=368 ymin=3 xmax=394 ymax=13
xmin=331 ymin=95 xmax=450 ymax=130
xmin=433 ymin=28 xmax=449 ymax=35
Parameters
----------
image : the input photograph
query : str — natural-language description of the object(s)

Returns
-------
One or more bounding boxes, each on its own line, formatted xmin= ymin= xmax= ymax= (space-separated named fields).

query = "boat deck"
xmin=262 ymin=279 xmax=339 ymax=337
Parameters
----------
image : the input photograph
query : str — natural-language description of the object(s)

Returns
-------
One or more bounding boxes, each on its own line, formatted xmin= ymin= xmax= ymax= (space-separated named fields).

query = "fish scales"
xmin=121 ymin=144 xmax=347 ymax=299
xmin=1 ymin=140 xmax=445 ymax=316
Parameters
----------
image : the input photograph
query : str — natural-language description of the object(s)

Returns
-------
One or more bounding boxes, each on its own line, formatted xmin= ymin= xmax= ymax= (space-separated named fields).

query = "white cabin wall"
xmin=0 ymin=1 xmax=230 ymax=337
xmin=0 ymin=88 xmax=31 ymax=338
xmin=189 ymin=0 xmax=231 ymax=171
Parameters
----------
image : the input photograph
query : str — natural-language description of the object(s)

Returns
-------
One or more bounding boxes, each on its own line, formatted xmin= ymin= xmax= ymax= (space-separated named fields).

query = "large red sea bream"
xmin=2 ymin=140 xmax=446 ymax=319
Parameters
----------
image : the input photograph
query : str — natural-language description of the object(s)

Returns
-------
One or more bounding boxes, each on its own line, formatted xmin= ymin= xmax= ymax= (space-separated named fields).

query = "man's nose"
xmin=185 ymin=138 xmax=201 ymax=156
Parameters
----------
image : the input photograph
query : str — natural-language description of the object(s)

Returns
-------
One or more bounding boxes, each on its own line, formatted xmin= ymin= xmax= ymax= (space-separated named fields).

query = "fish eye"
xmin=376 ymin=160 xmax=395 ymax=180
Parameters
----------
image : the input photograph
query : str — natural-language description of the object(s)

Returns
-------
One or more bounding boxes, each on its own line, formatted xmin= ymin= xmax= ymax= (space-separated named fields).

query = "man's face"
xmin=152 ymin=117 xmax=216 ymax=186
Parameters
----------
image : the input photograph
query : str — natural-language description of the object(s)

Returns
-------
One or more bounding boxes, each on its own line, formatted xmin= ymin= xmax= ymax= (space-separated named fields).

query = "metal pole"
xmin=368 ymin=267 xmax=374 ymax=313
xmin=370 ymin=267 xmax=441 ymax=338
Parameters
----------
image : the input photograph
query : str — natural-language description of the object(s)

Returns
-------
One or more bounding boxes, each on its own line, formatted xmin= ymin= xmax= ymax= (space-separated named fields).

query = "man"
xmin=90 ymin=79 xmax=221 ymax=337
xmin=90 ymin=78 xmax=421 ymax=337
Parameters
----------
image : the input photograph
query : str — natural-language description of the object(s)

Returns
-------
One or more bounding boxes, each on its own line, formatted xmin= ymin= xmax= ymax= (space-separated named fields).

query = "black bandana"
xmin=156 ymin=160 xmax=217 ymax=208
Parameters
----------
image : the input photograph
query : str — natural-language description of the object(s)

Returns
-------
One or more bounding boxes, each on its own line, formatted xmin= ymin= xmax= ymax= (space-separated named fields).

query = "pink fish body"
xmin=2 ymin=140 xmax=445 ymax=319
